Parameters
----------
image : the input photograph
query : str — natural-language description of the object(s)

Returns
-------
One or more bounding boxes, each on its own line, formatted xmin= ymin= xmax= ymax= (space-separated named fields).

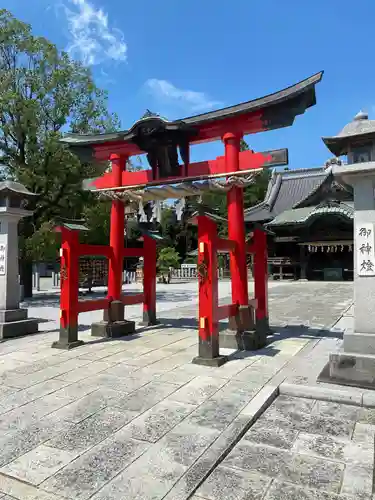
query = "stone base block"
xmin=192 ymin=355 xmax=228 ymax=367
xmin=91 ymin=320 xmax=136 ymax=339
xmin=52 ymin=340 xmax=85 ymax=350
xmin=228 ymin=305 xmax=255 ymax=332
xmin=0 ymin=308 xmax=27 ymax=323
xmin=103 ymin=300 xmax=124 ymax=323
xmin=139 ymin=310 xmax=159 ymax=327
xmin=52 ymin=325 xmax=83 ymax=350
xmin=318 ymin=351 xmax=375 ymax=390
xmin=0 ymin=318 xmax=38 ymax=340
xmin=256 ymin=316 xmax=271 ymax=338
xmin=219 ymin=329 xmax=267 ymax=351
xmin=343 ymin=332 xmax=375 ymax=355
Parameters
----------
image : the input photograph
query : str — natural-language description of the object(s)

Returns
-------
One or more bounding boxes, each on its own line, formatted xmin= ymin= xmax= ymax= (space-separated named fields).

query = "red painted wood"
xmin=107 ymin=154 xmax=126 ymax=301
xmin=59 ymin=228 xmax=79 ymax=332
xmin=198 ymin=215 xmax=218 ymax=345
xmin=253 ymin=228 xmax=268 ymax=321
xmin=123 ymin=248 xmax=145 ymax=258
xmin=77 ymin=298 xmax=109 ymax=313
xmin=224 ymin=133 xmax=249 ymax=308
xmin=216 ymin=303 xmax=238 ymax=321
xmin=216 ymin=238 xmax=237 ymax=252
xmin=194 ymin=111 xmax=264 ymax=144
xmin=78 ymin=244 xmax=113 ymax=258
xmin=143 ymin=235 xmax=157 ymax=322
xmin=89 ymin=150 xmax=270 ymax=190
xmin=121 ymin=293 xmax=144 ymax=306
xmin=94 ymin=141 xmax=143 ymax=160
xmin=246 ymin=243 xmax=255 ymax=254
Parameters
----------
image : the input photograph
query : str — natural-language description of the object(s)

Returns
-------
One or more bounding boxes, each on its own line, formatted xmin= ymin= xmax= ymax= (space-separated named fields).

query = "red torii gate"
xmin=53 ymin=71 xmax=323 ymax=366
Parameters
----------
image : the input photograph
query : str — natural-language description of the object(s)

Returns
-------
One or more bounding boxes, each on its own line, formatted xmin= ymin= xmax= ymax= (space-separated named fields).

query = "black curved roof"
xmin=60 ymin=71 xmax=324 ymax=148
xmin=244 ymin=167 xmax=332 ymax=223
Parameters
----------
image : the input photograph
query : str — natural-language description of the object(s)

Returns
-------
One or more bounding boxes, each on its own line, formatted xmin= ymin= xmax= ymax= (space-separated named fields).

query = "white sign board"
xmin=356 ymin=223 xmax=375 ymax=276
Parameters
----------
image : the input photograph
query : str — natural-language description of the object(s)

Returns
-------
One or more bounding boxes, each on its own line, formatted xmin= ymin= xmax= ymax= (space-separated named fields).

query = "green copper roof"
xmin=138 ymin=228 xmax=166 ymax=242
xmin=267 ymin=202 xmax=353 ymax=226
xmin=61 ymin=223 xmax=89 ymax=231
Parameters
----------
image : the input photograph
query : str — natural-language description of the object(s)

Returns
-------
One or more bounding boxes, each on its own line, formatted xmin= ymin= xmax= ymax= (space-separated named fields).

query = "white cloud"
xmin=61 ymin=0 xmax=127 ymax=65
xmin=145 ymin=79 xmax=222 ymax=113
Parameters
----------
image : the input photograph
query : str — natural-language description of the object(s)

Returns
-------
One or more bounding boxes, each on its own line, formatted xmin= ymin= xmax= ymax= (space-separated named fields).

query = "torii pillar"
xmin=220 ymin=133 xmax=268 ymax=350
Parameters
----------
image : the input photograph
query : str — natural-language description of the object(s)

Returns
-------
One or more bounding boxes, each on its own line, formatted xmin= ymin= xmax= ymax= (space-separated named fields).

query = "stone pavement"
xmin=0 ymin=280 xmax=366 ymax=500
xmin=194 ymin=395 xmax=375 ymax=500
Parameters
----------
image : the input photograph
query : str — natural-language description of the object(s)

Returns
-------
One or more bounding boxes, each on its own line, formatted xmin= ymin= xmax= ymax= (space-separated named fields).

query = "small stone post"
xmin=0 ymin=181 xmax=39 ymax=339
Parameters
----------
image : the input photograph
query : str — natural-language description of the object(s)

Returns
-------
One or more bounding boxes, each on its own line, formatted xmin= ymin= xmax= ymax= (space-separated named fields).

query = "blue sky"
xmin=3 ymin=0 xmax=375 ymax=168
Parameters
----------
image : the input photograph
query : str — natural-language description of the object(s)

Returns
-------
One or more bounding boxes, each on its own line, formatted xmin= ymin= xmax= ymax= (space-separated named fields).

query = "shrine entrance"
xmin=53 ymin=71 xmax=323 ymax=366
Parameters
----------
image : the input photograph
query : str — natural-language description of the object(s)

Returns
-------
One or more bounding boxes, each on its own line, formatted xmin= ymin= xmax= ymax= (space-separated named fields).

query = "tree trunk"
xmin=20 ymin=258 xmax=33 ymax=298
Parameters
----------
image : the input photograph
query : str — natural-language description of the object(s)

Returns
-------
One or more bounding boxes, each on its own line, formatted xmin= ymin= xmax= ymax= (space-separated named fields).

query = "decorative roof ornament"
xmin=141 ymin=109 xmax=160 ymax=119
xmin=354 ymin=110 xmax=368 ymax=121
xmin=325 ymin=157 xmax=342 ymax=169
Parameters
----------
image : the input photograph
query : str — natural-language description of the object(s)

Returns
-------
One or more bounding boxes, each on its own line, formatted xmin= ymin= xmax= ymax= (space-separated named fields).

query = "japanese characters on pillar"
xmin=356 ymin=223 xmax=375 ymax=276
xmin=0 ymin=244 xmax=6 ymax=275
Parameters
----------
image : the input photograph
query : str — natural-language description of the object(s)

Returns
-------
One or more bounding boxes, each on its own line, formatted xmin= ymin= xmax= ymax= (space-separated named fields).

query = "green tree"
xmin=157 ymin=247 xmax=180 ymax=283
xmin=82 ymin=199 xmax=111 ymax=246
xmin=0 ymin=10 xmax=119 ymax=296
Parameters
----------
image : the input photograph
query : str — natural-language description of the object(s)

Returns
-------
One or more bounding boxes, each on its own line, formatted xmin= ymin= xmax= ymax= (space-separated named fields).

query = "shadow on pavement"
xmin=269 ymin=324 xmax=343 ymax=341
xmin=22 ymin=289 xmax=196 ymax=308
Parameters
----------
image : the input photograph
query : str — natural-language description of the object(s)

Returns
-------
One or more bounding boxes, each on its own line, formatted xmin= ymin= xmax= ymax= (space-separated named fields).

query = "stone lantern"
xmin=0 ymin=180 xmax=39 ymax=339
xmin=320 ymin=112 xmax=375 ymax=387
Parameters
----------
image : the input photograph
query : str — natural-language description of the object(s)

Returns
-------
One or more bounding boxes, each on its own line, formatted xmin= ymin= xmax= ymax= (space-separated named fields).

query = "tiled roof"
xmin=244 ymin=167 xmax=331 ymax=223
xmin=267 ymin=201 xmax=354 ymax=226
xmin=0 ymin=181 xmax=36 ymax=196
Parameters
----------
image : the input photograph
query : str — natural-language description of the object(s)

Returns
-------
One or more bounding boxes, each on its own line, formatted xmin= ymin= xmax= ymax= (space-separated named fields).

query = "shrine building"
xmin=245 ymin=111 xmax=375 ymax=281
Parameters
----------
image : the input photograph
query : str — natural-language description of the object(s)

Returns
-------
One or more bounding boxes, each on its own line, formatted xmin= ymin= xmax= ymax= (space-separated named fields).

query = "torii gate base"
xmin=192 ymin=212 xmax=269 ymax=368
xmin=52 ymin=220 xmax=157 ymax=350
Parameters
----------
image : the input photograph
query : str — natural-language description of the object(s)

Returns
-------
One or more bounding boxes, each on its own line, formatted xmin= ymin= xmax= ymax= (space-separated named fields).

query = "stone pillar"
xmin=0 ymin=182 xmax=39 ymax=339
xmin=319 ymin=163 xmax=375 ymax=388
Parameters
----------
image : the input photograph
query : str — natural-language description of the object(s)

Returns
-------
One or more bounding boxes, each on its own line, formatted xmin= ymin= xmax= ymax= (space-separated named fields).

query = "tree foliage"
xmin=0 ymin=9 xmax=119 ymax=294
xmin=157 ymin=247 xmax=180 ymax=273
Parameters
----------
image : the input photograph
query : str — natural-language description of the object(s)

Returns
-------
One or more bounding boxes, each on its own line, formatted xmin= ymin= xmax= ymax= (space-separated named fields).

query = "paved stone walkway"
xmin=0 ymin=281 xmax=361 ymax=500
xmin=194 ymin=395 xmax=374 ymax=500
